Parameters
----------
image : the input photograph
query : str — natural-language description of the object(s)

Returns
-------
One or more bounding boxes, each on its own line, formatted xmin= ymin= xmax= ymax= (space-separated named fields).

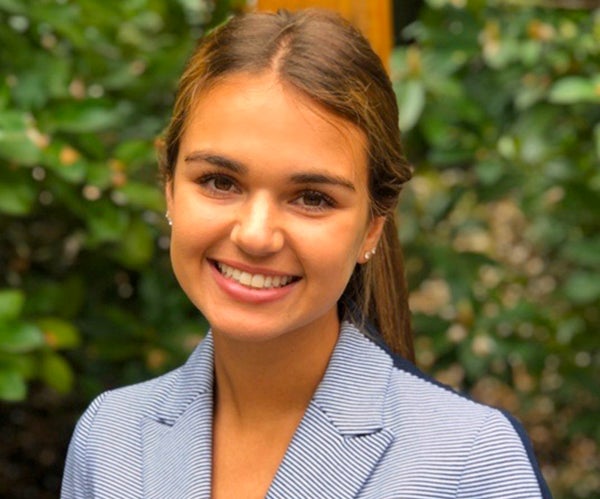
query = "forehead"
xmin=181 ymin=72 xmax=369 ymax=186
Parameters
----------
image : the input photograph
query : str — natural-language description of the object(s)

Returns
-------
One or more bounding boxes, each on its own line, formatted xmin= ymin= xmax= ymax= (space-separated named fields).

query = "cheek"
xmin=296 ymin=216 xmax=366 ymax=274
xmin=171 ymin=192 xmax=229 ymax=245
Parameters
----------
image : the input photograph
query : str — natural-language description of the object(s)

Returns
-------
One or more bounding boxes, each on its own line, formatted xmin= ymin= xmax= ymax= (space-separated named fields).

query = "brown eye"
xmin=196 ymin=173 xmax=240 ymax=197
xmin=302 ymin=191 xmax=325 ymax=206
xmin=197 ymin=174 xmax=236 ymax=194
xmin=212 ymin=176 xmax=234 ymax=191
xmin=294 ymin=190 xmax=335 ymax=212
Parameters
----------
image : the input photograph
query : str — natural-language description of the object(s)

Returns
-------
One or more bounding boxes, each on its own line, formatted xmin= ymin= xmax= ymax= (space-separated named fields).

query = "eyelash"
xmin=196 ymin=173 xmax=239 ymax=195
xmin=195 ymin=173 xmax=336 ymax=212
xmin=294 ymin=190 xmax=336 ymax=212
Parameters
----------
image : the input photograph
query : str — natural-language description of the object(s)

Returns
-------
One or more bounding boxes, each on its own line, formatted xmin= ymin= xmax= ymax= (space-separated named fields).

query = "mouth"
xmin=213 ymin=261 xmax=301 ymax=290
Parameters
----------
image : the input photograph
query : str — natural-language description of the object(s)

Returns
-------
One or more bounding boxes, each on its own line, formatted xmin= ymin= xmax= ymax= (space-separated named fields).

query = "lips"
xmin=215 ymin=261 xmax=299 ymax=290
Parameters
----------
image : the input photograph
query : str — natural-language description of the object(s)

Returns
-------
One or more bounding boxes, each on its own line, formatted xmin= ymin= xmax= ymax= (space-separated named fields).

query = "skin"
xmin=166 ymin=71 xmax=385 ymax=498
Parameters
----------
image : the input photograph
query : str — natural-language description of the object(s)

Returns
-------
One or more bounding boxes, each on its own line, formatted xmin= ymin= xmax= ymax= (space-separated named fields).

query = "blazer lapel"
xmin=140 ymin=334 xmax=215 ymax=499
xmin=267 ymin=322 xmax=395 ymax=498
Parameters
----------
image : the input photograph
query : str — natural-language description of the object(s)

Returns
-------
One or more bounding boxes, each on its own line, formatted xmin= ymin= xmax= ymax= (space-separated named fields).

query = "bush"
xmin=0 ymin=0 xmax=248 ymax=401
xmin=0 ymin=1 xmax=242 ymax=495
xmin=1 ymin=0 xmax=597 ymax=496
xmin=393 ymin=2 xmax=599 ymax=496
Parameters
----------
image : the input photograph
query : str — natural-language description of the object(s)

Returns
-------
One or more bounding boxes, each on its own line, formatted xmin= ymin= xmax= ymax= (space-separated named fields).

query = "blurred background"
xmin=0 ymin=0 xmax=598 ymax=497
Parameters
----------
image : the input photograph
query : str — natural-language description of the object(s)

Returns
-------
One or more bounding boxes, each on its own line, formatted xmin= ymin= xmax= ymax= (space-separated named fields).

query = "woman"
xmin=62 ymin=9 xmax=551 ymax=498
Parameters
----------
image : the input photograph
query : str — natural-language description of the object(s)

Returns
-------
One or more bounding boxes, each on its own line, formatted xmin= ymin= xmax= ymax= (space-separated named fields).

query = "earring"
xmin=165 ymin=211 xmax=172 ymax=226
xmin=364 ymin=248 xmax=376 ymax=261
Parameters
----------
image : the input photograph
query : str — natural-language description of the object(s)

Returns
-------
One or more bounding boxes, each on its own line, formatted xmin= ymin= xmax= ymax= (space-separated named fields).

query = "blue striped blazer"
xmin=62 ymin=322 xmax=552 ymax=498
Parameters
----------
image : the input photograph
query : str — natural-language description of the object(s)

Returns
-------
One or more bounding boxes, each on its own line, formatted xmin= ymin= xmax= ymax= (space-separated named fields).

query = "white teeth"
xmin=239 ymin=271 xmax=252 ymax=286
xmin=217 ymin=263 xmax=296 ymax=289
xmin=250 ymin=274 xmax=265 ymax=288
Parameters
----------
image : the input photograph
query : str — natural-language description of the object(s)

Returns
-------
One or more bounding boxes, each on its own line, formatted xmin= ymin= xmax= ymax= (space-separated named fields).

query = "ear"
xmin=165 ymin=178 xmax=174 ymax=213
xmin=358 ymin=215 xmax=386 ymax=264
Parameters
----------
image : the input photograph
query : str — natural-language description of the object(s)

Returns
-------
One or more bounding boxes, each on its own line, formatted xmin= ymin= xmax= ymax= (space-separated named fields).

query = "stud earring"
xmin=165 ymin=211 xmax=172 ymax=226
xmin=364 ymin=248 xmax=376 ymax=261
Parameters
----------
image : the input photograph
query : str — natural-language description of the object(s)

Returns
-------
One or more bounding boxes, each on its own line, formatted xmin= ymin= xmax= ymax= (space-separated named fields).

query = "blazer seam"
xmin=82 ymin=391 xmax=110 ymax=496
xmin=454 ymin=408 xmax=496 ymax=497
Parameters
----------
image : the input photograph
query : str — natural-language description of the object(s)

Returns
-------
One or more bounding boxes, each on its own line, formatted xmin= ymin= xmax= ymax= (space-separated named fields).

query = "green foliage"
xmin=393 ymin=2 xmax=599 ymax=496
xmin=1 ymin=0 xmax=598 ymax=496
xmin=0 ymin=0 xmax=244 ymax=404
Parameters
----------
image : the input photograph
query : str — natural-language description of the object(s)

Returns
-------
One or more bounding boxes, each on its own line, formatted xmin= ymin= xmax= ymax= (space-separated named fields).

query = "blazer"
xmin=62 ymin=321 xmax=552 ymax=498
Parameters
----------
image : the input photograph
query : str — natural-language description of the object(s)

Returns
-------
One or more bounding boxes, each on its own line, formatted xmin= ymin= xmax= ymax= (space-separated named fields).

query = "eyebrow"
xmin=184 ymin=151 xmax=247 ymax=174
xmin=290 ymin=173 xmax=356 ymax=192
xmin=184 ymin=150 xmax=356 ymax=192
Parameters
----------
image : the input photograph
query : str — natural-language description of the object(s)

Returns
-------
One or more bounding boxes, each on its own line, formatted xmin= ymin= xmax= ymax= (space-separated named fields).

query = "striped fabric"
xmin=62 ymin=322 xmax=552 ymax=498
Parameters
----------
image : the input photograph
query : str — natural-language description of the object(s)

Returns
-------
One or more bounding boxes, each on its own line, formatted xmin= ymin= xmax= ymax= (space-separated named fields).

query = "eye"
xmin=197 ymin=174 xmax=239 ymax=195
xmin=294 ymin=190 xmax=336 ymax=211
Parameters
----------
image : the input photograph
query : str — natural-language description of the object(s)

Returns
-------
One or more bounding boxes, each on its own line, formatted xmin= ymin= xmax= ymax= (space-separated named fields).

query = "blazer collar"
xmin=141 ymin=322 xmax=394 ymax=498
xmin=311 ymin=321 xmax=393 ymax=434
xmin=268 ymin=321 xmax=395 ymax=497
xmin=140 ymin=334 xmax=215 ymax=498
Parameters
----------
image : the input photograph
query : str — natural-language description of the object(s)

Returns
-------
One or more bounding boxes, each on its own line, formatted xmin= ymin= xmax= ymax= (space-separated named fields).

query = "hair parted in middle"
xmin=159 ymin=8 xmax=415 ymax=362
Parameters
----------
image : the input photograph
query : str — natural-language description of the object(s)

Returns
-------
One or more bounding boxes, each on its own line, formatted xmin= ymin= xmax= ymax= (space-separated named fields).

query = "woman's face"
xmin=166 ymin=72 xmax=384 ymax=344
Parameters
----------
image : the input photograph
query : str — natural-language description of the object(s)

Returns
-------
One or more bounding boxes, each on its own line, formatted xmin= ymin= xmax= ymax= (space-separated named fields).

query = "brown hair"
xmin=160 ymin=9 xmax=414 ymax=362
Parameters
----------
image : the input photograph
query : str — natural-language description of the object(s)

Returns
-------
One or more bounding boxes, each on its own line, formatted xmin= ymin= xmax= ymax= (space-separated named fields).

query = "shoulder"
xmin=69 ymin=336 xmax=213 ymax=439
xmin=61 ymin=367 xmax=186 ymax=493
xmin=72 ymin=332 xmax=214 ymax=430
xmin=73 ymin=365 xmax=184 ymax=433
xmin=356 ymin=327 xmax=552 ymax=498
xmin=61 ymin=335 xmax=215 ymax=497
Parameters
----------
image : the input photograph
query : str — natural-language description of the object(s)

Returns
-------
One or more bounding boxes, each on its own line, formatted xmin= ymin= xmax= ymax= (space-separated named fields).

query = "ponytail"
xmin=344 ymin=215 xmax=414 ymax=362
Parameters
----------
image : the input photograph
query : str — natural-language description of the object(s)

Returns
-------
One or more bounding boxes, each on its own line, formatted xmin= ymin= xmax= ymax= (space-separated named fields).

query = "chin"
xmin=203 ymin=311 xmax=287 ymax=341
xmin=211 ymin=323 xmax=293 ymax=343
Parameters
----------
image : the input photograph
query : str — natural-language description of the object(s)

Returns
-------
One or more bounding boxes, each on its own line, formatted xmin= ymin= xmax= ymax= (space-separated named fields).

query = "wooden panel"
xmin=254 ymin=0 xmax=392 ymax=70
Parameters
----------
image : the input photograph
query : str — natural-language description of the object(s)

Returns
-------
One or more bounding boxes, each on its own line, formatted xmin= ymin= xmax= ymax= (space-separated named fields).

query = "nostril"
xmin=230 ymin=218 xmax=284 ymax=256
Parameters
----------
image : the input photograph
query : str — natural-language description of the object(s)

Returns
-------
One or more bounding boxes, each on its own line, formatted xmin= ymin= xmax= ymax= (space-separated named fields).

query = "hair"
xmin=159 ymin=9 xmax=415 ymax=362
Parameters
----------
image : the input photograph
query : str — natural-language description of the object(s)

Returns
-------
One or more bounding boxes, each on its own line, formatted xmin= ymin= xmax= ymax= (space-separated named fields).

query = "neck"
xmin=212 ymin=314 xmax=340 ymax=427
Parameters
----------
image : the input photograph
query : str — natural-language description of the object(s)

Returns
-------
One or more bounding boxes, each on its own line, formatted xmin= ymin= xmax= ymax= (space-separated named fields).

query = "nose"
xmin=230 ymin=194 xmax=284 ymax=256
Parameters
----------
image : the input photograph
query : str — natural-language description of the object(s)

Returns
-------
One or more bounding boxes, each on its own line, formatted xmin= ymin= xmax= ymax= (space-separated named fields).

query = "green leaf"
xmin=85 ymin=199 xmax=130 ymax=244
xmin=0 ymin=133 xmax=42 ymax=166
xmin=0 ymin=369 xmax=27 ymax=402
xmin=0 ymin=289 xmax=25 ymax=320
xmin=548 ymin=76 xmax=600 ymax=104
xmin=0 ymin=111 xmax=42 ymax=165
xmin=113 ymin=218 xmax=155 ymax=269
xmin=41 ymin=142 xmax=87 ymax=184
xmin=112 ymin=139 xmax=156 ymax=175
xmin=41 ymin=99 xmax=129 ymax=133
xmin=36 ymin=318 xmax=80 ymax=349
xmin=564 ymin=272 xmax=600 ymax=304
xmin=86 ymin=162 xmax=114 ymax=189
xmin=0 ymin=320 xmax=45 ymax=353
xmin=0 ymin=83 xmax=10 ymax=109
xmin=397 ymin=79 xmax=426 ymax=132
xmin=475 ymin=160 xmax=504 ymax=186
xmin=562 ymin=238 xmax=600 ymax=268
xmin=556 ymin=317 xmax=585 ymax=345
xmin=40 ymin=352 xmax=74 ymax=394
xmin=0 ymin=352 xmax=36 ymax=379
xmin=114 ymin=182 xmax=165 ymax=211
xmin=0 ymin=0 xmax=26 ymax=13
xmin=24 ymin=276 xmax=85 ymax=318
xmin=0 ymin=167 xmax=37 ymax=215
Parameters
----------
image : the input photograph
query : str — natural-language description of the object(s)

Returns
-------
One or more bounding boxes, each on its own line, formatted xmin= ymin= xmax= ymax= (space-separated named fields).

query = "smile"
xmin=215 ymin=262 xmax=299 ymax=290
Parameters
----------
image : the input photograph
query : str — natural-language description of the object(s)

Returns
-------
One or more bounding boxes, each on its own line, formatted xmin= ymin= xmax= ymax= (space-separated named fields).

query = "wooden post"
xmin=253 ymin=0 xmax=392 ymax=70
